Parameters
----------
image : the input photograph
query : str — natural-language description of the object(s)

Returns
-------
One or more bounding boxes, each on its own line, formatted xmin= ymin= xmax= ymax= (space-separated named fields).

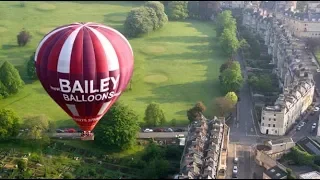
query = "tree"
xmin=167 ymin=1 xmax=189 ymax=20
xmin=144 ymin=1 xmax=168 ymax=30
xmin=225 ymin=92 xmax=238 ymax=106
xmin=23 ymin=115 xmax=49 ymax=139
xmin=94 ymin=102 xmax=139 ymax=150
xmin=215 ymin=10 xmax=237 ymax=37
xmin=144 ymin=103 xmax=166 ymax=127
xmin=214 ymin=97 xmax=234 ymax=116
xmin=248 ymin=75 xmax=273 ymax=93
xmin=48 ymin=120 xmax=56 ymax=133
xmin=306 ymin=37 xmax=320 ymax=52
xmin=186 ymin=101 xmax=206 ymax=123
xmin=123 ymin=7 xmax=156 ymax=38
xmin=63 ymin=172 xmax=75 ymax=179
xmin=296 ymin=1 xmax=307 ymax=12
xmin=198 ymin=1 xmax=220 ymax=20
xmin=16 ymin=158 xmax=27 ymax=172
xmin=141 ymin=142 xmax=165 ymax=161
xmin=219 ymin=28 xmax=240 ymax=57
xmin=187 ymin=1 xmax=199 ymax=18
xmin=17 ymin=29 xmax=32 ymax=46
xmin=220 ymin=68 xmax=243 ymax=94
xmin=0 ymin=108 xmax=20 ymax=140
xmin=26 ymin=52 xmax=37 ymax=80
xmin=0 ymin=61 xmax=24 ymax=95
xmin=144 ymin=158 xmax=170 ymax=179
xmin=171 ymin=118 xmax=177 ymax=127
xmin=220 ymin=60 xmax=233 ymax=73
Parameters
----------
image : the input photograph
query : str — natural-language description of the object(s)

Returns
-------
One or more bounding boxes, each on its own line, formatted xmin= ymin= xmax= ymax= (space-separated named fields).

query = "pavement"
xmin=226 ymin=143 xmax=255 ymax=179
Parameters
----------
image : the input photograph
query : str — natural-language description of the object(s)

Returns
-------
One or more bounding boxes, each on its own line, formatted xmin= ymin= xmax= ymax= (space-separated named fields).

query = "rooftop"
xmin=264 ymin=166 xmax=287 ymax=179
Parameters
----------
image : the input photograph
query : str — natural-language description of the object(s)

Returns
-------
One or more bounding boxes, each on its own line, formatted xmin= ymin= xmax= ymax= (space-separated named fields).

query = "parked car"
xmin=143 ymin=128 xmax=153 ymax=133
xmin=153 ymin=128 xmax=164 ymax=132
xmin=165 ymin=128 xmax=174 ymax=132
xmin=65 ymin=128 xmax=76 ymax=133
xmin=299 ymin=122 xmax=306 ymax=127
xmin=56 ymin=129 xmax=64 ymax=133
xmin=314 ymin=107 xmax=320 ymax=112
xmin=174 ymin=128 xmax=185 ymax=132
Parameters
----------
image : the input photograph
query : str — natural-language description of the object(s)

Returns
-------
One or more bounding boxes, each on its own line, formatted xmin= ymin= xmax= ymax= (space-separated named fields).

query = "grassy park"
xmin=0 ymin=1 xmax=225 ymax=127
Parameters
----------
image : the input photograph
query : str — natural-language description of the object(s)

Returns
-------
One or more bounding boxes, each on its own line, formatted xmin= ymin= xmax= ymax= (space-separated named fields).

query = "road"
xmin=48 ymin=132 xmax=188 ymax=139
xmin=228 ymin=51 xmax=262 ymax=145
xmin=226 ymin=143 xmax=255 ymax=179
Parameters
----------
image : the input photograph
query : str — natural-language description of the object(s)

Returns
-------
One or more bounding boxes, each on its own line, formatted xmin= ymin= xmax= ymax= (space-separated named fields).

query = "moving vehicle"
xmin=234 ymin=157 xmax=238 ymax=164
xmin=233 ymin=166 xmax=238 ymax=174
xmin=312 ymin=123 xmax=317 ymax=132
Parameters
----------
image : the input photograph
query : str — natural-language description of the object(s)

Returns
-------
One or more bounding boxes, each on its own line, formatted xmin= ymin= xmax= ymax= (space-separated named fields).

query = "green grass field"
xmin=0 ymin=1 xmax=226 ymax=127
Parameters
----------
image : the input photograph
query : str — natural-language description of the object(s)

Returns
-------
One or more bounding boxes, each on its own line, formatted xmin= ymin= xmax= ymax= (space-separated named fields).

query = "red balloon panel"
xmin=35 ymin=22 xmax=134 ymax=131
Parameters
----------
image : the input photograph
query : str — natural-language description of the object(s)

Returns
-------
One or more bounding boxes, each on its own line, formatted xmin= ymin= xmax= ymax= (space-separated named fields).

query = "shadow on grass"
xmin=104 ymin=12 xmax=127 ymax=24
xmin=135 ymin=80 xmax=219 ymax=104
xmin=2 ymin=44 xmax=18 ymax=50
xmin=147 ymin=35 xmax=210 ymax=44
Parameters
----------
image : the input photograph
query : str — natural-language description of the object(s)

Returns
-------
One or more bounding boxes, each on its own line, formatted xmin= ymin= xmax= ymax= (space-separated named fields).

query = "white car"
xmin=312 ymin=123 xmax=317 ymax=130
xmin=143 ymin=128 xmax=153 ymax=133
xmin=317 ymin=69 xmax=320 ymax=73
xmin=299 ymin=122 xmax=306 ymax=127
xmin=314 ymin=107 xmax=320 ymax=112
xmin=233 ymin=166 xmax=238 ymax=174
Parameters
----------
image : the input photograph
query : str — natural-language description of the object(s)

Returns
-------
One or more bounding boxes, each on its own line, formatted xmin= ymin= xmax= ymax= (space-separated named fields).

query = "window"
xmin=273 ymin=124 xmax=276 ymax=127
xmin=262 ymin=123 xmax=264 ymax=126
xmin=269 ymin=118 xmax=271 ymax=121
xmin=274 ymin=118 xmax=276 ymax=121
xmin=262 ymin=117 xmax=265 ymax=120
xmin=274 ymin=114 xmax=276 ymax=116
xmin=305 ymin=24 xmax=307 ymax=26
xmin=275 ymin=130 xmax=277 ymax=133
xmin=268 ymin=124 xmax=271 ymax=127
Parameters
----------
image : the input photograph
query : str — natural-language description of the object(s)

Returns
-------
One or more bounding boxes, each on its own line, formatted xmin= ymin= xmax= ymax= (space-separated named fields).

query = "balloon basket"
xmin=80 ymin=133 xmax=94 ymax=141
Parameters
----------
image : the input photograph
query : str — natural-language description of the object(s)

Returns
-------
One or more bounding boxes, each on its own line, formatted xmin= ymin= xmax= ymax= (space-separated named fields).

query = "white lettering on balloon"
xmin=50 ymin=75 xmax=120 ymax=102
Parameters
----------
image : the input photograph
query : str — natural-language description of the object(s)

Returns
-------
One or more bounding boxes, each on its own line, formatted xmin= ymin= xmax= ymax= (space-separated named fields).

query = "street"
xmin=226 ymin=143 xmax=255 ymax=179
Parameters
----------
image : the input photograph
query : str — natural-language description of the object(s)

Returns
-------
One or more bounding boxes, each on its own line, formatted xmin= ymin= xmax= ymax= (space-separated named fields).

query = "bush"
xmin=144 ymin=1 xmax=168 ymax=30
xmin=17 ymin=29 xmax=32 ymax=46
xmin=26 ymin=52 xmax=37 ymax=80
xmin=166 ymin=1 xmax=189 ymax=20
xmin=124 ymin=7 xmax=156 ymax=38
xmin=63 ymin=172 xmax=75 ymax=179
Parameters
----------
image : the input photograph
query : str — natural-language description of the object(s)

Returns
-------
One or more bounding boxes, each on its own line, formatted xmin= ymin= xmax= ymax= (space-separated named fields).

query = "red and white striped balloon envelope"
xmin=35 ymin=22 xmax=134 ymax=132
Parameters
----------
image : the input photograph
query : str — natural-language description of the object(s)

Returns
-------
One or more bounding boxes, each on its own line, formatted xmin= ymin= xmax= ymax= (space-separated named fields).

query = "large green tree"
xmin=215 ymin=10 xmax=236 ymax=37
xmin=0 ymin=108 xmax=20 ymax=140
xmin=26 ymin=52 xmax=37 ymax=80
xmin=144 ymin=1 xmax=168 ymax=30
xmin=187 ymin=101 xmax=206 ymax=123
xmin=0 ymin=61 xmax=24 ymax=95
xmin=187 ymin=1 xmax=199 ymax=18
xmin=94 ymin=102 xmax=139 ymax=150
xmin=219 ymin=28 xmax=240 ymax=57
xmin=214 ymin=97 xmax=234 ymax=117
xmin=23 ymin=115 xmax=49 ymax=139
xmin=220 ymin=68 xmax=243 ymax=94
xmin=167 ymin=1 xmax=189 ymax=20
xmin=219 ymin=61 xmax=243 ymax=94
xmin=124 ymin=7 xmax=156 ymax=38
xmin=144 ymin=103 xmax=166 ymax=127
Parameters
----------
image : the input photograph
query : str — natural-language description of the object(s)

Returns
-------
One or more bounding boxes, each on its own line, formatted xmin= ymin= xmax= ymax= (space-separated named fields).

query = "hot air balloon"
xmin=35 ymin=22 xmax=134 ymax=140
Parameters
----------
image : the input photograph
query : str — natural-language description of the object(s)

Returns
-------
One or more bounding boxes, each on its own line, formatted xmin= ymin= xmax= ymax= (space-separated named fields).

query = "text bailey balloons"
xmin=35 ymin=22 xmax=134 ymax=132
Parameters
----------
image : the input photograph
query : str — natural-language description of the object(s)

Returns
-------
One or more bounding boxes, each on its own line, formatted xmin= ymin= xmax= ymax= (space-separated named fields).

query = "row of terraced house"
xmin=242 ymin=2 xmax=318 ymax=136
xmin=175 ymin=116 xmax=229 ymax=179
